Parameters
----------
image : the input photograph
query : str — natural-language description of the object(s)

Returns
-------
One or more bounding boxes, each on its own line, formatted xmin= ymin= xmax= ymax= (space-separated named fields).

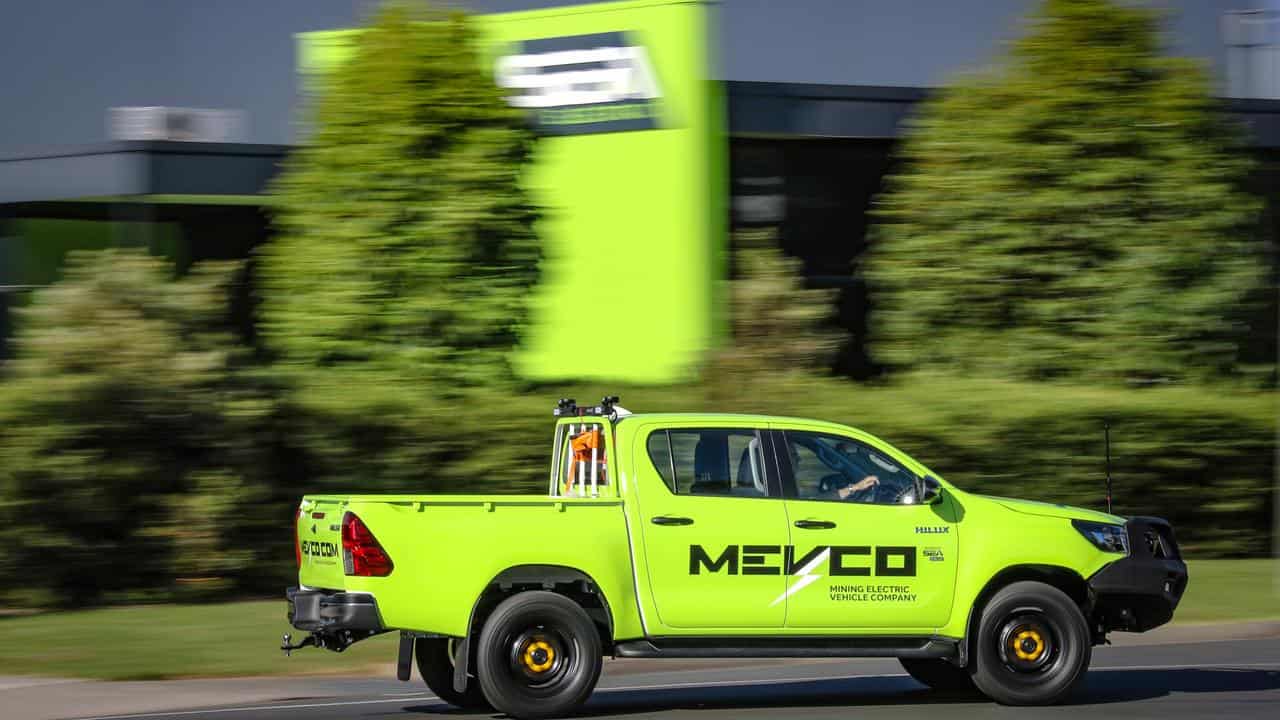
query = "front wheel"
xmin=899 ymin=657 xmax=977 ymax=693
xmin=476 ymin=591 xmax=602 ymax=720
xmin=415 ymin=637 xmax=490 ymax=710
xmin=970 ymin=581 xmax=1091 ymax=705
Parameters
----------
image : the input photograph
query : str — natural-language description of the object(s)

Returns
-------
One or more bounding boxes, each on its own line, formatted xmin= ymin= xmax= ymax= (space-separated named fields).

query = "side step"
xmin=614 ymin=636 xmax=959 ymax=660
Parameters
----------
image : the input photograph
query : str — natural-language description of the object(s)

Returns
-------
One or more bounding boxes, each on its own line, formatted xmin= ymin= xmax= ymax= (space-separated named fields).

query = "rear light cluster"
xmin=341 ymin=512 xmax=394 ymax=577
xmin=294 ymin=506 xmax=303 ymax=568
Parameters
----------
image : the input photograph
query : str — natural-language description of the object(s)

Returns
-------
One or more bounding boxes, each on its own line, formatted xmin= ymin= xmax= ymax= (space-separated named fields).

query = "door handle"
xmin=794 ymin=519 xmax=837 ymax=530
xmin=651 ymin=515 xmax=694 ymax=526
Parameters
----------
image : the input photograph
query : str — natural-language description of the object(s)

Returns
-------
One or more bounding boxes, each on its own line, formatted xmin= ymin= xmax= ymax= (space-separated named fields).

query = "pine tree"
xmin=0 ymin=251 xmax=269 ymax=605
xmin=258 ymin=2 xmax=542 ymax=493
xmin=865 ymin=0 xmax=1264 ymax=383
xmin=262 ymin=2 xmax=539 ymax=387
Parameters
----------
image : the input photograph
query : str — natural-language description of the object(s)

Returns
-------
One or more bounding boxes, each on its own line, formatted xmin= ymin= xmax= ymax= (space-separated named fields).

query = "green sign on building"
xmin=300 ymin=0 xmax=725 ymax=383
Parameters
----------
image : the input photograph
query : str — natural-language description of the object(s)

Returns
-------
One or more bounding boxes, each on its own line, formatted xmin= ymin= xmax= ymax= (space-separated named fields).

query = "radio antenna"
xmin=1104 ymin=420 xmax=1113 ymax=514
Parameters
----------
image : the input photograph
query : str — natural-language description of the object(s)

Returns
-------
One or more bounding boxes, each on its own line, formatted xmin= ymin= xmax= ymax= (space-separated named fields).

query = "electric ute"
xmin=283 ymin=397 xmax=1187 ymax=719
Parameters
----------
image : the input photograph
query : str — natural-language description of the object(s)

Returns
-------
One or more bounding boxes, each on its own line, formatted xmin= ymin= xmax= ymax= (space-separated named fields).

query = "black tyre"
xmin=970 ymin=581 xmax=1091 ymax=705
xmin=476 ymin=591 xmax=602 ymax=720
xmin=415 ymin=637 xmax=490 ymax=711
xmin=900 ymin=658 xmax=977 ymax=693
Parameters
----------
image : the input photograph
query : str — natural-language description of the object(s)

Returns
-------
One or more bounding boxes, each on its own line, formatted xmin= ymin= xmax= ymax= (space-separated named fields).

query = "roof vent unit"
xmin=108 ymin=106 xmax=246 ymax=143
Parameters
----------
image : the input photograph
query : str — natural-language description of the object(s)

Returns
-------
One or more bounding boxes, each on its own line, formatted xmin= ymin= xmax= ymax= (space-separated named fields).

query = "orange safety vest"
xmin=563 ymin=427 xmax=603 ymax=496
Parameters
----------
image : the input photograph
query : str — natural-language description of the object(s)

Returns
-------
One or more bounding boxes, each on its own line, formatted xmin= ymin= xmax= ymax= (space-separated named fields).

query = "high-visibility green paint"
xmin=296 ymin=412 xmax=1129 ymax=643
xmin=298 ymin=0 xmax=724 ymax=384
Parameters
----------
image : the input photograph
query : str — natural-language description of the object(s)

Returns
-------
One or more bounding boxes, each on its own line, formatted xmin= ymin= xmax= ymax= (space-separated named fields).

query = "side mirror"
xmin=917 ymin=475 xmax=943 ymax=505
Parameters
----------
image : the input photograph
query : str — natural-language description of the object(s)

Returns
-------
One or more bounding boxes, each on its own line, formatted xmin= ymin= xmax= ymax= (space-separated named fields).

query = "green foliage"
xmin=735 ymin=373 xmax=1276 ymax=557
xmin=707 ymin=232 xmax=839 ymax=392
xmin=455 ymin=374 xmax=1275 ymax=557
xmin=0 ymin=250 xmax=275 ymax=605
xmin=259 ymin=2 xmax=542 ymax=495
xmin=0 ymin=1 xmax=1272 ymax=618
xmin=865 ymin=0 xmax=1266 ymax=383
xmin=262 ymin=2 xmax=539 ymax=387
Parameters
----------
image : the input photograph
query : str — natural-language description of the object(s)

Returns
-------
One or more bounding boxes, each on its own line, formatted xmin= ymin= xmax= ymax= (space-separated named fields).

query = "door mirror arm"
xmin=916 ymin=475 xmax=943 ymax=505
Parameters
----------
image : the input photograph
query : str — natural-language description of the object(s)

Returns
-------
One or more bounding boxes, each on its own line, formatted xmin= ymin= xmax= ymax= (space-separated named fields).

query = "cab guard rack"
xmin=554 ymin=396 xmax=624 ymax=419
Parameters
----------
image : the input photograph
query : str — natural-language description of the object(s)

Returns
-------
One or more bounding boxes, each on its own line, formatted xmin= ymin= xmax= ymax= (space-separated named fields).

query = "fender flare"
xmin=957 ymin=564 xmax=1090 ymax=667
xmin=452 ymin=564 xmax=616 ymax=692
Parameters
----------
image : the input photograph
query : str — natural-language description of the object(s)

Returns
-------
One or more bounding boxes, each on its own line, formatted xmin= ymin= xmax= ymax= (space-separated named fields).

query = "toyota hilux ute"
xmin=284 ymin=397 xmax=1188 ymax=719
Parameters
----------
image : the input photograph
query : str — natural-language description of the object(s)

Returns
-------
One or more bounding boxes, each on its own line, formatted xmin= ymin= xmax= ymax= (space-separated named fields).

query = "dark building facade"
xmin=3 ymin=0 xmax=1279 ymax=372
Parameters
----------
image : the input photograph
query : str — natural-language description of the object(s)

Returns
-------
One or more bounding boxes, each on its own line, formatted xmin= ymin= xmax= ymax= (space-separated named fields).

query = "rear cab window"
xmin=644 ymin=427 xmax=775 ymax=498
xmin=552 ymin=420 xmax=612 ymax=497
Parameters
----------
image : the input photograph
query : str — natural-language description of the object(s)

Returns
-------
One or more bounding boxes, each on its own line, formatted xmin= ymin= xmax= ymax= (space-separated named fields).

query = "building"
xmin=3 ymin=0 xmax=1279 ymax=378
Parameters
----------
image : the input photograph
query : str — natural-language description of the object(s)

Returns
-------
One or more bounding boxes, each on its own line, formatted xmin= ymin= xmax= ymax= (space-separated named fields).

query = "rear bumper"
xmin=1087 ymin=517 xmax=1188 ymax=633
xmin=287 ymin=586 xmax=385 ymax=633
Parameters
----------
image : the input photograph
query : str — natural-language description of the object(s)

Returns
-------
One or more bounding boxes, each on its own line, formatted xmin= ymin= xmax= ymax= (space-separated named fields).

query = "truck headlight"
xmin=1072 ymin=520 xmax=1129 ymax=554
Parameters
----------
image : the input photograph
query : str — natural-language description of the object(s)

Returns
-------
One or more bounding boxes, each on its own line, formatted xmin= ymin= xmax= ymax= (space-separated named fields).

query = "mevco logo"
xmin=689 ymin=544 xmax=919 ymax=607
xmin=495 ymin=31 xmax=663 ymax=134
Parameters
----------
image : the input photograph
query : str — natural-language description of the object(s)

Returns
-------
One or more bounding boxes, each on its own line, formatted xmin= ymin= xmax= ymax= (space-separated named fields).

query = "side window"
xmin=646 ymin=430 xmax=676 ymax=491
xmin=782 ymin=431 xmax=920 ymax=505
xmin=644 ymin=428 xmax=771 ymax=497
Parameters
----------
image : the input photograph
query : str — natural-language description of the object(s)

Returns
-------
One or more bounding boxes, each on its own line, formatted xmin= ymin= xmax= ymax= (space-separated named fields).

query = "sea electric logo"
xmin=495 ymin=31 xmax=663 ymax=134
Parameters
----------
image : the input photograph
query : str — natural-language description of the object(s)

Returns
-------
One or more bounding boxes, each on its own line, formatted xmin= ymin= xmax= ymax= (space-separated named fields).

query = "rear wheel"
xmin=899 ymin=658 xmax=977 ymax=693
xmin=415 ymin=637 xmax=490 ymax=710
xmin=970 ymin=581 xmax=1091 ymax=705
xmin=476 ymin=591 xmax=602 ymax=720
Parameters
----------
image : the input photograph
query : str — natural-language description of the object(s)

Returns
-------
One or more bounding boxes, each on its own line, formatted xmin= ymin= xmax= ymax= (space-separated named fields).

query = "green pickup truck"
xmin=285 ymin=397 xmax=1188 ymax=719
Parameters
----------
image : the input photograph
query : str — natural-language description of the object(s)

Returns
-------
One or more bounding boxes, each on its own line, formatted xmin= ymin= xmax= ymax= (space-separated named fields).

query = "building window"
xmin=1222 ymin=10 xmax=1280 ymax=99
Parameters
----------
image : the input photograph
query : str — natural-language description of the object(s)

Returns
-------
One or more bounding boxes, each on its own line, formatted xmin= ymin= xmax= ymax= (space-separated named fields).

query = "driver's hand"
xmin=853 ymin=475 xmax=879 ymax=492
xmin=837 ymin=476 xmax=879 ymax=499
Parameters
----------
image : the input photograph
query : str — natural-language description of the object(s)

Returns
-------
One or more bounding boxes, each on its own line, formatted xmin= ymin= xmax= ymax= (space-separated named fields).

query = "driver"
xmin=808 ymin=441 xmax=879 ymax=501
xmin=829 ymin=474 xmax=878 ymax=500
xmin=830 ymin=442 xmax=883 ymax=501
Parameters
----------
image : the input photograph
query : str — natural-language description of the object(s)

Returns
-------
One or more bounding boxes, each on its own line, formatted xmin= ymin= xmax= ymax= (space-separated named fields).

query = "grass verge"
xmin=0 ymin=600 xmax=396 ymax=680
xmin=1172 ymin=558 xmax=1278 ymax=623
xmin=0 ymin=559 xmax=1274 ymax=680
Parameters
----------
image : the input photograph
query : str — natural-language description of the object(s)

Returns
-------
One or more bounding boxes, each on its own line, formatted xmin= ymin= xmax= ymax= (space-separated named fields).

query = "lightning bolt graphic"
xmin=769 ymin=548 xmax=830 ymax=608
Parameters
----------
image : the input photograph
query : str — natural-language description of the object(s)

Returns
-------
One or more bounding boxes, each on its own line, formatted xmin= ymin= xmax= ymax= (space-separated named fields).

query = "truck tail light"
xmin=294 ymin=506 xmax=303 ymax=568
xmin=341 ymin=512 xmax=394 ymax=577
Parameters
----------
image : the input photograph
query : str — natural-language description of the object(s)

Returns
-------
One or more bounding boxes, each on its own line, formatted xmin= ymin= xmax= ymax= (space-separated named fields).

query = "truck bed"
xmin=296 ymin=494 xmax=643 ymax=639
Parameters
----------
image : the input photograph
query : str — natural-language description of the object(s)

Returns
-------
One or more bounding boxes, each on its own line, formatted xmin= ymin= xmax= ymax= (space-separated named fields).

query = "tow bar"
xmin=280 ymin=633 xmax=317 ymax=656
xmin=281 ymin=629 xmax=382 ymax=655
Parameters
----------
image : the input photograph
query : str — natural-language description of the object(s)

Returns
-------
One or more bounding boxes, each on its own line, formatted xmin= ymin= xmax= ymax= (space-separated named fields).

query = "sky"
xmin=0 ymin=0 xmax=1267 ymax=153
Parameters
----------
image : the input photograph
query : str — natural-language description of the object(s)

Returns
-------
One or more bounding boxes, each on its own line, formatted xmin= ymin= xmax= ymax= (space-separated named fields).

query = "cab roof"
xmin=613 ymin=412 xmax=859 ymax=432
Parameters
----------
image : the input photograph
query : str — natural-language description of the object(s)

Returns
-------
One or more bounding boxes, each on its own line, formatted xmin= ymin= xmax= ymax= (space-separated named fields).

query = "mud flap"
xmin=452 ymin=636 xmax=471 ymax=693
xmin=397 ymin=632 xmax=414 ymax=681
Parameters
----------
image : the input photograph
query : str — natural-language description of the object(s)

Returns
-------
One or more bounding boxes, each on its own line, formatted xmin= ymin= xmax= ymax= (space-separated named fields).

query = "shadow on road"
xmin=400 ymin=667 xmax=1280 ymax=717
xmin=1075 ymin=667 xmax=1280 ymax=705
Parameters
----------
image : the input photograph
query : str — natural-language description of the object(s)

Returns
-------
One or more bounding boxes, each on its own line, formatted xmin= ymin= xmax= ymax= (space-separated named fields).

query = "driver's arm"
xmin=836 ymin=475 xmax=879 ymax=499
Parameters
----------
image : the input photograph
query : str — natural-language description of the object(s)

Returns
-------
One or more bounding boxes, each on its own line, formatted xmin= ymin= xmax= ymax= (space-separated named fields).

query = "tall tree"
xmin=865 ymin=0 xmax=1265 ymax=383
xmin=0 ymin=251 xmax=271 ymax=605
xmin=259 ymin=2 xmax=542 ymax=492
xmin=711 ymin=231 xmax=838 ymax=377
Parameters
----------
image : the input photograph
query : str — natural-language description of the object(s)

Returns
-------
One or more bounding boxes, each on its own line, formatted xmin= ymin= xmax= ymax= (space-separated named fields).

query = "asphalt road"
xmin=72 ymin=637 xmax=1280 ymax=720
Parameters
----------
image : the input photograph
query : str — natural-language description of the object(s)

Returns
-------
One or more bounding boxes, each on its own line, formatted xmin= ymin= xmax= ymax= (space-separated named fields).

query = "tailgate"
xmin=297 ymin=497 xmax=348 ymax=590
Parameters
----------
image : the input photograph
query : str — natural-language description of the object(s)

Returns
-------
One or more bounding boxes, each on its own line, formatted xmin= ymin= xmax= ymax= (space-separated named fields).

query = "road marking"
xmin=74 ymin=661 xmax=1280 ymax=720
xmin=76 ymin=696 xmax=442 ymax=720
xmin=1095 ymin=661 xmax=1280 ymax=672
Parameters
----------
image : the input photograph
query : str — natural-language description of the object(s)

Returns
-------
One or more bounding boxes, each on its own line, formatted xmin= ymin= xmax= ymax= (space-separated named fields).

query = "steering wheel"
xmin=879 ymin=478 xmax=919 ymax=505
